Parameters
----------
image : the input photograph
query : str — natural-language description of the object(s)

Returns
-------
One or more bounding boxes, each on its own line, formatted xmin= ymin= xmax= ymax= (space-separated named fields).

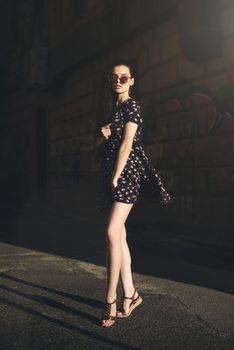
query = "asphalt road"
xmin=0 ymin=231 xmax=234 ymax=350
xmin=0 ymin=187 xmax=234 ymax=349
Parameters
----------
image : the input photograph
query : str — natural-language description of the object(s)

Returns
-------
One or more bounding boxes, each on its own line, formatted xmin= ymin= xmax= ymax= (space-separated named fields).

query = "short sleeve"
xmin=124 ymin=99 xmax=142 ymax=125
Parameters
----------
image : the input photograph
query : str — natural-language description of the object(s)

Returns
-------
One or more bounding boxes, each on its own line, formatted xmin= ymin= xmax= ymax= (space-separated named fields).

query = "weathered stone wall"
xmin=132 ymin=0 xmax=234 ymax=231
xmin=2 ymin=0 xmax=234 ymax=239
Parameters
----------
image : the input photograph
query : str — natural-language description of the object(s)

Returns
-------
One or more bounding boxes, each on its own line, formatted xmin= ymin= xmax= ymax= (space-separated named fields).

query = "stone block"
xmin=161 ymin=33 xmax=181 ymax=60
xmin=49 ymin=143 xmax=56 ymax=157
xmin=50 ymin=125 xmax=60 ymax=141
xmin=212 ymin=135 xmax=234 ymax=166
xmin=166 ymin=168 xmax=179 ymax=192
xmin=196 ymin=72 xmax=229 ymax=92
xmin=176 ymin=139 xmax=195 ymax=167
xmin=184 ymin=93 xmax=214 ymax=108
xmin=155 ymin=116 xmax=170 ymax=140
xmin=164 ymin=99 xmax=183 ymax=114
xmin=206 ymin=35 xmax=234 ymax=73
xmin=177 ymin=195 xmax=197 ymax=220
xmin=178 ymin=109 xmax=209 ymax=138
xmin=155 ymin=61 xmax=177 ymax=89
xmin=192 ymin=135 xmax=233 ymax=167
xmin=212 ymin=197 xmax=231 ymax=224
xmin=211 ymin=107 xmax=234 ymax=135
xmin=80 ymin=94 xmax=96 ymax=115
xmin=85 ymin=113 xmax=96 ymax=133
xmin=191 ymin=138 xmax=210 ymax=167
xmin=153 ymin=100 xmax=164 ymax=115
xmin=50 ymin=120 xmax=79 ymax=140
xmin=63 ymin=82 xmax=80 ymax=103
xmin=140 ymin=30 xmax=154 ymax=49
xmin=48 ymin=157 xmax=59 ymax=173
xmin=178 ymin=57 xmax=205 ymax=81
xmin=185 ymin=97 xmax=218 ymax=137
xmin=168 ymin=112 xmax=179 ymax=139
xmin=155 ymin=113 xmax=179 ymax=140
xmin=108 ymin=46 xmax=123 ymax=65
xmin=68 ymin=77 xmax=93 ymax=96
xmin=192 ymin=168 xmax=209 ymax=194
xmin=143 ymin=117 xmax=158 ymax=143
xmin=50 ymin=135 xmax=84 ymax=156
xmin=139 ymin=69 xmax=156 ymax=94
xmin=50 ymin=140 xmax=61 ymax=156
xmin=68 ymin=65 xmax=90 ymax=87
xmin=209 ymin=100 xmax=234 ymax=134
xmin=121 ymin=37 xmax=141 ymax=59
xmin=125 ymin=1 xmax=145 ymax=31
xmin=156 ymin=140 xmax=188 ymax=167
xmin=138 ymin=48 xmax=149 ymax=75
xmin=178 ymin=168 xmax=194 ymax=194
xmin=148 ymin=41 xmax=161 ymax=66
xmin=94 ymin=55 xmax=109 ymax=73
xmin=197 ymin=195 xmax=214 ymax=221
xmin=209 ymin=166 xmax=234 ymax=195
xmin=153 ymin=17 xmax=178 ymax=42
xmin=149 ymin=142 xmax=164 ymax=165
xmin=141 ymin=95 xmax=152 ymax=109
xmin=49 ymin=105 xmax=67 ymax=124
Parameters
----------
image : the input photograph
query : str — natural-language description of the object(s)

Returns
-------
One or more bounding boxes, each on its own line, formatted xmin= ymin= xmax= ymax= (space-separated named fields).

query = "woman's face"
xmin=109 ymin=65 xmax=134 ymax=95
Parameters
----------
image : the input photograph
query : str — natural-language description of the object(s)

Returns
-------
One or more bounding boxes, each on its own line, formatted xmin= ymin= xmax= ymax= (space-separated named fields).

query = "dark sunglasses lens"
xmin=120 ymin=77 xmax=129 ymax=84
xmin=111 ymin=76 xmax=118 ymax=83
xmin=110 ymin=75 xmax=130 ymax=84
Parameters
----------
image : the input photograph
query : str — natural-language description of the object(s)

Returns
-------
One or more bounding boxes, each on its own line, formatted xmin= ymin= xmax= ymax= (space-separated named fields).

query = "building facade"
xmin=1 ymin=0 xmax=234 ymax=245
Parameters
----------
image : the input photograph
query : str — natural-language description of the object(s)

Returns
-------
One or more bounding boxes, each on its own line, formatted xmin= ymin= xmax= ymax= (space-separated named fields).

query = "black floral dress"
xmin=97 ymin=97 xmax=171 ymax=214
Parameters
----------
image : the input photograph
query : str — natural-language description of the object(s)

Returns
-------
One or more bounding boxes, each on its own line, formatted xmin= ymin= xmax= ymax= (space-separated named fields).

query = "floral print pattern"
xmin=97 ymin=98 xmax=171 ymax=214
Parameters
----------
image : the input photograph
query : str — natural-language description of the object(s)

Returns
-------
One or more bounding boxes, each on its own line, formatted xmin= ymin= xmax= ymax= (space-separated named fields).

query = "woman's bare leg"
xmin=120 ymin=225 xmax=134 ymax=293
xmin=117 ymin=224 xmax=139 ymax=316
xmin=102 ymin=201 xmax=133 ymax=327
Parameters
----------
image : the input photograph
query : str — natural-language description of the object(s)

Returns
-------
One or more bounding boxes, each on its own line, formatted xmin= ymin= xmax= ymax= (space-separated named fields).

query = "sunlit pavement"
xmin=0 ymin=230 xmax=234 ymax=350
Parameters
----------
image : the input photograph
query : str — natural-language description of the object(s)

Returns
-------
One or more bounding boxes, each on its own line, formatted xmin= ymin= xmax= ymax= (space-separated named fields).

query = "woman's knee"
xmin=106 ymin=224 xmax=122 ymax=245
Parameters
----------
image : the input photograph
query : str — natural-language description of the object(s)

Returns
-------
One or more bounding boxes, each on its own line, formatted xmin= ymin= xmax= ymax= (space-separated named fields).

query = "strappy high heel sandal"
xmin=117 ymin=289 xmax=142 ymax=318
xmin=100 ymin=298 xmax=117 ymax=327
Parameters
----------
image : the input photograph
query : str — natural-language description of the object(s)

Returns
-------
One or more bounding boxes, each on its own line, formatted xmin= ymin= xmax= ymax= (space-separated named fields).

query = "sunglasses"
xmin=109 ymin=74 xmax=132 ymax=85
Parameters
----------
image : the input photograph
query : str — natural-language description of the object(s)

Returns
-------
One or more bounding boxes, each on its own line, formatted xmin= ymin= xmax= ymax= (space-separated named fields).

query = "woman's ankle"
xmin=106 ymin=293 xmax=117 ymax=302
xmin=123 ymin=286 xmax=135 ymax=296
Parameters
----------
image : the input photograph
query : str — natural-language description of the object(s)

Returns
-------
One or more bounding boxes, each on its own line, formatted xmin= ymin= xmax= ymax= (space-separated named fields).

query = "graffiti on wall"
xmin=143 ymin=85 xmax=234 ymax=142
xmin=142 ymin=85 xmax=234 ymax=195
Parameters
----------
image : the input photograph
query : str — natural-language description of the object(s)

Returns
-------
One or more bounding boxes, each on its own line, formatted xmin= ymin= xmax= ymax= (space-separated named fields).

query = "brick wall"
xmin=2 ymin=0 xmax=234 ymax=243
xmin=132 ymin=0 xmax=234 ymax=233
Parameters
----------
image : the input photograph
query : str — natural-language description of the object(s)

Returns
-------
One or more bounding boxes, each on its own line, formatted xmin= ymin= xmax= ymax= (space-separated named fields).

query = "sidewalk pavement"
xmin=0 ymin=186 xmax=234 ymax=349
xmin=0 ymin=225 xmax=234 ymax=350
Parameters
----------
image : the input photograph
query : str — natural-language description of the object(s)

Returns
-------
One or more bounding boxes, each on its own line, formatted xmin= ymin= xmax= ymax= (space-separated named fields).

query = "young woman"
xmin=96 ymin=60 xmax=171 ymax=327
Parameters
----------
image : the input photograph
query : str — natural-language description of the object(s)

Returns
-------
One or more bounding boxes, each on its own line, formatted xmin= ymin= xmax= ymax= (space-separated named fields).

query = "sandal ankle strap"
xmin=106 ymin=298 xmax=117 ymax=305
xmin=123 ymin=289 xmax=137 ymax=300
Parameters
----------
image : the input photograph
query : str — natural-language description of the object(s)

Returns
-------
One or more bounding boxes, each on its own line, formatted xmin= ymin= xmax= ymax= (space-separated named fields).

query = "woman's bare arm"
xmin=112 ymin=122 xmax=138 ymax=182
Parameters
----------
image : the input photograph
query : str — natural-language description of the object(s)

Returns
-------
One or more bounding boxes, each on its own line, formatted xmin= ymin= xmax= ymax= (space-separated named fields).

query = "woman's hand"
xmin=101 ymin=123 xmax=112 ymax=140
xmin=111 ymin=175 xmax=119 ymax=191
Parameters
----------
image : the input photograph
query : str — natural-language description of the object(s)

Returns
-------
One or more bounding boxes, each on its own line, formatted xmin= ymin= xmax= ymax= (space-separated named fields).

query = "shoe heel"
xmin=117 ymin=293 xmax=143 ymax=318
